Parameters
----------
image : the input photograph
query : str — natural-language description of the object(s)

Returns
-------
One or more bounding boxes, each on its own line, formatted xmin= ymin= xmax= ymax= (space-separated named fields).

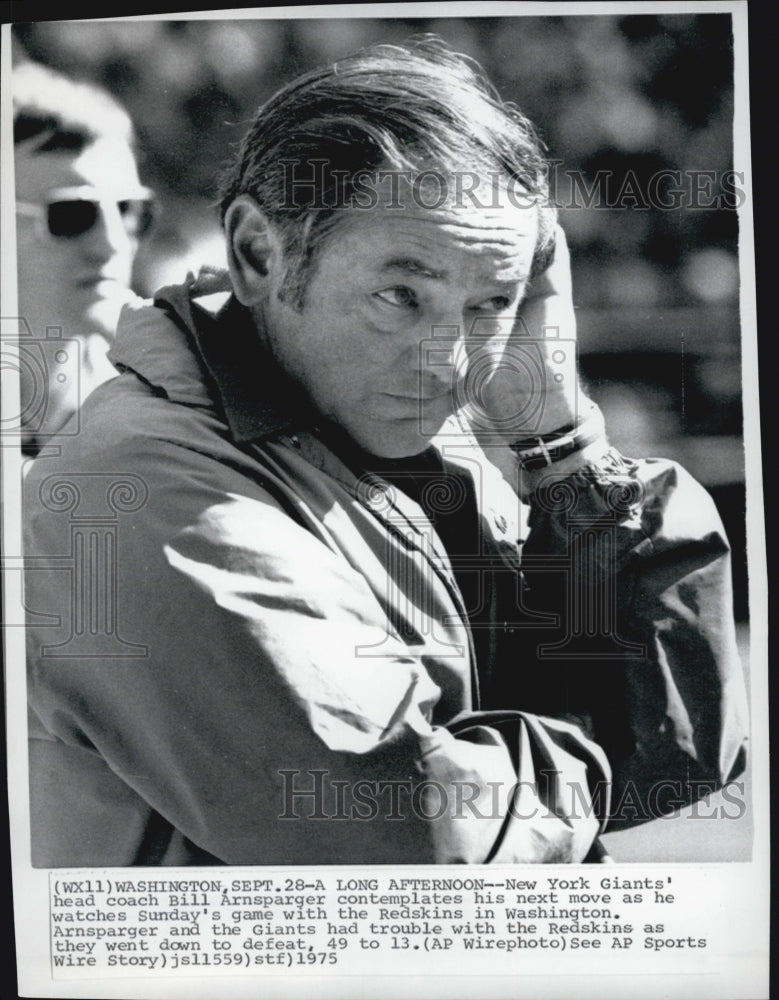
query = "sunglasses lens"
xmin=47 ymin=200 xmax=99 ymax=238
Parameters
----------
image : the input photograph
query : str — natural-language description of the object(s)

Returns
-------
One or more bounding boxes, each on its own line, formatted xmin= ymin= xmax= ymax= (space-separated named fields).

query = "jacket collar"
xmin=111 ymin=269 xmax=316 ymax=443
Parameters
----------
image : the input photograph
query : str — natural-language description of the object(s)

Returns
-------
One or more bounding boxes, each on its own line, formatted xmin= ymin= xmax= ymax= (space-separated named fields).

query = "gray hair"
xmin=219 ymin=36 xmax=557 ymax=308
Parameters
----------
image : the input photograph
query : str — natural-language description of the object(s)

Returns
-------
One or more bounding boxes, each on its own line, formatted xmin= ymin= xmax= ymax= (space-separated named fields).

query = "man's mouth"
xmin=384 ymin=388 xmax=453 ymax=403
xmin=76 ymin=275 xmax=122 ymax=291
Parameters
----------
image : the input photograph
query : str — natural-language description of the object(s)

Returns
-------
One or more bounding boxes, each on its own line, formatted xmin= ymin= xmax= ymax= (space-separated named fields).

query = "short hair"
xmin=13 ymin=61 xmax=135 ymax=155
xmin=219 ymin=36 xmax=557 ymax=308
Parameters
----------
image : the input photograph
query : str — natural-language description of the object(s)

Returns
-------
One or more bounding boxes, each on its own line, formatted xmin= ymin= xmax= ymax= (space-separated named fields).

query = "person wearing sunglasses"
xmin=13 ymin=61 xmax=153 ymax=455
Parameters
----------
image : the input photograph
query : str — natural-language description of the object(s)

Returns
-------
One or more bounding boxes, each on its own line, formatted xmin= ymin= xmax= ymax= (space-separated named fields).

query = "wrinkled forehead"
xmin=333 ymin=171 xmax=540 ymax=281
xmin=362 ymin=168 xmax=538 ymax=214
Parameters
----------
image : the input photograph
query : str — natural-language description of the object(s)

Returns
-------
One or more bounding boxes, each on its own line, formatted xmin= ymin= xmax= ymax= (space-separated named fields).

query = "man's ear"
xmin=224 ymin=195 xmax=281 ymax=306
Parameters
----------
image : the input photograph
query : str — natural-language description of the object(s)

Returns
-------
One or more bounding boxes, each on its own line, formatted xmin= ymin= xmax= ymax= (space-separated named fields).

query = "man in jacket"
xmin=24 ymin=39 xmax=748 ymax=867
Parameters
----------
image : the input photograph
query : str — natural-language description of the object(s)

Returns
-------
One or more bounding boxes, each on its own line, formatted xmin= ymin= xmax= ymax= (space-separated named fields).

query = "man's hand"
xmin=465 ymin=225 xmax=582 ymax=441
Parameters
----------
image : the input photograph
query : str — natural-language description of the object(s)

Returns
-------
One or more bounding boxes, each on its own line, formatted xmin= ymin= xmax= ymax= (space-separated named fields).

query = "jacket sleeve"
xmin=522 ymin=447 xmax=749 ymax=829
xmin=25 ymin=435 xmax=610 ymax=867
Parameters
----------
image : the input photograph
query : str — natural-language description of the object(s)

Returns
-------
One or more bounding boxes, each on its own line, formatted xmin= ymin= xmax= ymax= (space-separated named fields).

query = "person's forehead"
xmin=14 ymin=138 xmax=140 ymax=202
xmin=332 ymin=199 xmax=539 ymax=283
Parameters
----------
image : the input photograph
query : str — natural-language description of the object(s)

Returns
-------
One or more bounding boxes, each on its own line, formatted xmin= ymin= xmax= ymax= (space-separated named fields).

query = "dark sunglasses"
xmin=16 ymin=185 xmax=155 ymax=240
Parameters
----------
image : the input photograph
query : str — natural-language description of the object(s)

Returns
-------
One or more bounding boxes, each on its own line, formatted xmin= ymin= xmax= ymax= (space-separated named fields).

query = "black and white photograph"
xmin=0 ymin=4 xmax=768 ymax=999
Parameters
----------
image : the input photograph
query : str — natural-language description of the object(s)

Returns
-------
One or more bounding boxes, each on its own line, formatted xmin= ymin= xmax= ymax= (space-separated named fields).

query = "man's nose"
xmin=81 ymin=203 xmax=133 ymax=263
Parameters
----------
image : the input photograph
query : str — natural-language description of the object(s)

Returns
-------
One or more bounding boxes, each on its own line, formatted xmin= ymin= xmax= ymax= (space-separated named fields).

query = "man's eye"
xmin=471 ymin=296 xmax=512 ymax=313
xmin=374 ymin=286 xmax=417 ymax=308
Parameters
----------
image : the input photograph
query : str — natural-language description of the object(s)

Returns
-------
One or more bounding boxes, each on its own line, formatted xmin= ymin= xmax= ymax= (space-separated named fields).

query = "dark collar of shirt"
xmin=153 ymin=273 xmax=317 ymax=444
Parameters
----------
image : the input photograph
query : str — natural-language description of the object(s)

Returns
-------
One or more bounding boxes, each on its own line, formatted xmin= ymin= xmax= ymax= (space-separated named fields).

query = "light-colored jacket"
xmin=24 ymin=274 xmax=748 ymax=866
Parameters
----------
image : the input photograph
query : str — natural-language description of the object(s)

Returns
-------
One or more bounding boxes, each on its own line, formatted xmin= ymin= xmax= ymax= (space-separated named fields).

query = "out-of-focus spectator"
xmin=13 ymin=61 xmax=154 ymax=455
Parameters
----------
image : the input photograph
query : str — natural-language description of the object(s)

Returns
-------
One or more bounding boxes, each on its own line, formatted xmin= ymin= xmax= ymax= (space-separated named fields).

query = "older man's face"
xmin=15 ymin=137 xmax=143 ymax=344
xmin=262 ymin=182 xmax=539 ymax=458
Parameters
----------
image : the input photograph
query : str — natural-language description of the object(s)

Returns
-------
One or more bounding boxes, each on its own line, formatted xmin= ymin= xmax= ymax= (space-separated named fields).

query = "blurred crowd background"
xmin=11 ymin=12 xmax=748 ymax=616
